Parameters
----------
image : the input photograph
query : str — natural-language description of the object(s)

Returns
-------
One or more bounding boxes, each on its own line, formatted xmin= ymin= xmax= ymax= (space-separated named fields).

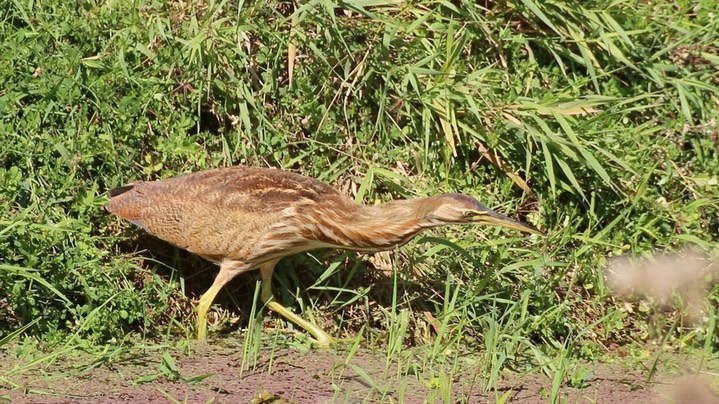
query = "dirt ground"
xmin=1 ymin=341 xmax=718 ymax=403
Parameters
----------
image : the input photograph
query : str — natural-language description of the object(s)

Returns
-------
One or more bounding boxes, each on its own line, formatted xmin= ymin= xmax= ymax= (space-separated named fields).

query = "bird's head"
xmin=425 ymin=193 xmax=543 ymax=235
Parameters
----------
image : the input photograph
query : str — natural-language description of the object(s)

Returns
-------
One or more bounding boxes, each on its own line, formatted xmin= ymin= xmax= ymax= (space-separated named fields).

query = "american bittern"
xmin=106 ymin=166 xmax=541 ymax=348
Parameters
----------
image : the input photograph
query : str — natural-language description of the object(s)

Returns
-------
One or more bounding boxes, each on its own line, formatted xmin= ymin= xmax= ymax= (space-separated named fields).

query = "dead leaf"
xmin=477 ymin=141 xmax=535 ymax=198
xmin=287 ymin=8 xmax=298 ymax=86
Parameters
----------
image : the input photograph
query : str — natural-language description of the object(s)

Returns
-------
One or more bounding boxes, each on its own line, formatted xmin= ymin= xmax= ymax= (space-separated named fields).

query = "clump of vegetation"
xmin=1 ymin=0 xmax=717 ymax=372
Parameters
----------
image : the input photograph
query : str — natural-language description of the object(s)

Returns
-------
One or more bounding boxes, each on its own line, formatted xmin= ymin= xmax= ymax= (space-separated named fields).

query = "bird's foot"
xmin=313 ymin=336 xmax=334 ymax=350
xmin=311 ymin=333 xmax=363 ymax=350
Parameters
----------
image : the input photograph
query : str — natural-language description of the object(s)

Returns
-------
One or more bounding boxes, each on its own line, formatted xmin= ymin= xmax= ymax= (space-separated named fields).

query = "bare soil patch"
xmin=1 ymin=341 xmax=717 ymax=403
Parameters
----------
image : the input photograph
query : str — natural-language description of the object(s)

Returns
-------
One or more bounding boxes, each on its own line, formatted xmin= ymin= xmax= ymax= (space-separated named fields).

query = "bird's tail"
xmin=105 ymin=183 xmax=136 ymax=213
xmin=108 ymin=183 xmax=135 ymax=198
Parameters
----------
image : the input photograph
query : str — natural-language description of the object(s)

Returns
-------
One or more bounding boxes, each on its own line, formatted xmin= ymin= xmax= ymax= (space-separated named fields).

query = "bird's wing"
xmin=107 ymin=166 xmax=341 ymax=215
xmin=105 ymin=166 xmax=344 ymax=260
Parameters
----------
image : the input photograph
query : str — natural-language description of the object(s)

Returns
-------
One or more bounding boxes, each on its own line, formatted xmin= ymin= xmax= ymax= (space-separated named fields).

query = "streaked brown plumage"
xmin=106 ymin=165 xmax=541 ymax=347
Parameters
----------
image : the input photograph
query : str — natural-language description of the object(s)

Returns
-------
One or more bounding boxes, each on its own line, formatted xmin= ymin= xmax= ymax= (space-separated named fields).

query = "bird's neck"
xmin=313 ymin=197 xmax=443 ymax=252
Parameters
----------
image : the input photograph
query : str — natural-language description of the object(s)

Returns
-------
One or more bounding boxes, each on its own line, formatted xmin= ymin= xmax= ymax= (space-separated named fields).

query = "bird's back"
xmin=106 ymin=166 xmax=345 ymax=262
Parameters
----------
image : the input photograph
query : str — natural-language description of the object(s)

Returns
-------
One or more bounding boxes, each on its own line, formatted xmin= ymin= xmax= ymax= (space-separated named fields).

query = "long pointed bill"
xmin=481 ymin=210 xmax=544 ymax=235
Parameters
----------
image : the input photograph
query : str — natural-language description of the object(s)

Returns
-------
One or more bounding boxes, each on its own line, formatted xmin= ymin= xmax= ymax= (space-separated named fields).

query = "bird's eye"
xmin=463 ymin=211 xmax=474 ymax=217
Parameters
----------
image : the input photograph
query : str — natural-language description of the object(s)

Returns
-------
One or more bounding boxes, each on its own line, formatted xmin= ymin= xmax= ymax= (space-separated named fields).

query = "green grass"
xmin=1 ymin=0 xmax=719 ymax=400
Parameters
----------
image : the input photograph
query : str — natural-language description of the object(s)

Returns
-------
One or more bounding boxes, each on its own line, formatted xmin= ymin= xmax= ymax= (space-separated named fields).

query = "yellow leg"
xmin=260 ymin=262 xmax=335 ymax=349
xmin=196 ymin=261 xmax=250 ymax=340
xmin=196 ymin=283 xmax=224 ymax=340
